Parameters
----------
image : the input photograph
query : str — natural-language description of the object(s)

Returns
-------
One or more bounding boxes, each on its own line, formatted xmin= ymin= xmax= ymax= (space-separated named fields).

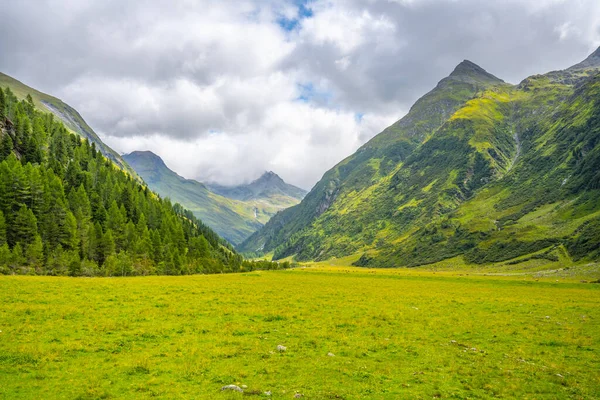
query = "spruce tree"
xmin=0 ymin=134 xmax=13 ymax=162
xmin=0 ymin=210 xmax=6 ymax=246
xmin=10 ymin=205 xmax=38 ymax=247
xmin=26 ymin=234 xmax=44 ymax=270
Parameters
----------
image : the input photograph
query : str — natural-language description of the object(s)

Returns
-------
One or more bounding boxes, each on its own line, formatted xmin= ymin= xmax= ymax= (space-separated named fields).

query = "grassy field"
xmin=1 ymin=268 xmax=599 ymax=399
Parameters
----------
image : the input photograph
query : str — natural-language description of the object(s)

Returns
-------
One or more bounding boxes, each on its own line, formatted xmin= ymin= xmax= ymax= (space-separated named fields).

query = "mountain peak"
xmin=123 ymin=151 xmax=169 ymax=174
xmin=448 ymin=60 xmax=504 ymax=83
xmin=128 ymin=150 xmax=159 ymax=158
xmin=255 ymin=170 xmax=283 ymax=184
xmin=568 ymin=45 xmax=600 ymax=71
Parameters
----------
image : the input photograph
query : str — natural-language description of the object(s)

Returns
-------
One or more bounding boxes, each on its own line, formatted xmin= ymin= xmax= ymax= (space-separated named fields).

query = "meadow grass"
xmin=0 ymin=268 xmax=599 ymax=399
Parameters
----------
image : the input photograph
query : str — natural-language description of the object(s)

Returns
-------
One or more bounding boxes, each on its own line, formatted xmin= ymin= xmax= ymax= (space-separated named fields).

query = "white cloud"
xmin=0 ymin=0 xmax=599 ymax=190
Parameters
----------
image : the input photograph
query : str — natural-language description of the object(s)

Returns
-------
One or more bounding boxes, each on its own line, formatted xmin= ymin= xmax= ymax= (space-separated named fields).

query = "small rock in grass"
xmin=264 ymin=391 xmax=271 ymax=396
xmin=277 ymin=345 xmax=287 ymax=352
xmin=450 ymin=340 xmax=457 ymax=344
xmin=221 ymin=385 xmax=243 ymax=392
xmin=545 ymin=316 xmax=550 ymax=319
xmin=241 ymin=385 xmax=248 ymax=389
xmin=327 ymin=352 xmax=335 ymax=357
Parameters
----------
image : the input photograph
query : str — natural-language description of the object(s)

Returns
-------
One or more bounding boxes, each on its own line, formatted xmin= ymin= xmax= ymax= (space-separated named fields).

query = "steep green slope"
xmin=123 ymin=151 xmax=304 ymax=245
xmin=240 ymin=48 xmax=600 ymax=269
xmin=0 ymin=85 xmax=246 ymax=276
xmin=239 ymin=60 xmax=505 ymax=254
xmin=0 ymin=72 xmax=138 ymax=179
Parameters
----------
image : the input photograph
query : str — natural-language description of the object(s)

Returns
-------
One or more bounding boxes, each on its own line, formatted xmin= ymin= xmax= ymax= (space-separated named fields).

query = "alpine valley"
xmin=239 ymin=47 xmax=600 ymax=269
xmin=123 ymin=151 xmax=306 ymax=245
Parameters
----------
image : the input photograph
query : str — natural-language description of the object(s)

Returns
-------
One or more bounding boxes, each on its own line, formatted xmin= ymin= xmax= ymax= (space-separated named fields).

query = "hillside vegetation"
xmin=0 ymin=72 xmax=138 ymax=180
xmin=0 ymin=85 xmax=287 ymax=276
xmin=240 ymin=48 xmax=600 ymax=270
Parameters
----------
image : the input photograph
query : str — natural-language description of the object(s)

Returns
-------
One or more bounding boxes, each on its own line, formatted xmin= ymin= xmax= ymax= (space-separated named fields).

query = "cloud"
xmin=0 ymin=0 xmax=599 ymax=189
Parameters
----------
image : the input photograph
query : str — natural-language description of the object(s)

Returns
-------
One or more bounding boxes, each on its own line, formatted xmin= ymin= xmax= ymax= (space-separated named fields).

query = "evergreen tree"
xmin=26 ymin=234 xmax=44 ymax=270
xmin=0 ymin=210 xmax=6 ymax=246
xmin=0 ymin=134 xmax=13 ymax=161
xmin=10 ymin=205 xmax=37 ymax=247
xmin=10 ymin=243 xmax=24 ymax=272
xmin=0 ymin=243 xmax=10 ymax=274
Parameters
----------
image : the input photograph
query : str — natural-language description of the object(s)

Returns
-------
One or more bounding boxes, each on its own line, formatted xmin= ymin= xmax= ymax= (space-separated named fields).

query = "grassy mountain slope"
xmin=239 ymin=60 xmax=505 ymax=254
xmin=0 ymin=72 xmax=138 ymax=179
xmin=240 ymin=48 xmax=600 ymax=269
xmin=123 ymin=151 xmax=304 ymax=245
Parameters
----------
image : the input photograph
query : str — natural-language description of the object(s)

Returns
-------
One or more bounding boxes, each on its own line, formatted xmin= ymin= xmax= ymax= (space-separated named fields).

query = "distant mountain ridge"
xmin=207 ymin=171 xmax=306 ymax=202
xmin=123 ymin=151 xmax=305 ymax=245
xmin=239 ymin=47 xmax=600 ymax=269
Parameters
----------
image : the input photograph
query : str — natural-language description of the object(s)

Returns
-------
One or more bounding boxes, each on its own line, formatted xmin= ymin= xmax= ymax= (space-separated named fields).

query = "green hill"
xmin=0 ymin=83 xmax=253 ymax=276
xmin=0 ymin=72 xmax=138 ymax=180
xmin=239 ymin=47 xmax=600 ymax=269
xmin=123 ymin=151 xmax=305 ymax=245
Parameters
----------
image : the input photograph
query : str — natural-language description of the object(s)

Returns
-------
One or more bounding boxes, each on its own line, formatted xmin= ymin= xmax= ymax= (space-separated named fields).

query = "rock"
xmin=221 ymin=385 xmax=243 ymax=392
xmin=327 ymin=352 xmax=335 ymax=357
xmin=241 ymin=385 xmax=248 ymax=389
xmin=264 ymin=391 xmax=272 ymax=396
xmin=277 ymin=345 xmax=287 ymax=352
xmin=545 ymin=316 xmax=550 ymax=319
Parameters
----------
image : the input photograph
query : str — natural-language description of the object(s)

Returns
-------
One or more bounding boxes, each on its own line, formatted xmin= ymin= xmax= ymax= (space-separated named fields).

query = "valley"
xmin=1 ymin=268 xmax=598 ymax=399
xmin=2 ymin=2 xmax=600 ymax=399
xmin=123 ymin=151 xmax=306 ymax=245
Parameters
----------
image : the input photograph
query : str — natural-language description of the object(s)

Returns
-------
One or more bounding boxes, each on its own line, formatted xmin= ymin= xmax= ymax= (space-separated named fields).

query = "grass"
xmin=1 ymin=269 xmax=599 ymax=399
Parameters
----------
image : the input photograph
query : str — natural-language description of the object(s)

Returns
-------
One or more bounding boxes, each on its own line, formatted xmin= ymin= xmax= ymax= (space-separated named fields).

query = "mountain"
xmin=0 ymin=72 xmax=139 ymax=180
xmin=207 ymin=171 xmax=306 ymax=203
xmin=123 ymin=151 xmax=305 ymax=245
xmin=239 ymin=47 xmax=600 ymax=269
xmin=0 ymin=81 xmax=246 ymax=276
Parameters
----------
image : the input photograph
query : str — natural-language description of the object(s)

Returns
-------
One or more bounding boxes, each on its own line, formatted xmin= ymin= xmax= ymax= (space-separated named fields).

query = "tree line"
xmin=0 ymin=86 xmax=286 ymax=276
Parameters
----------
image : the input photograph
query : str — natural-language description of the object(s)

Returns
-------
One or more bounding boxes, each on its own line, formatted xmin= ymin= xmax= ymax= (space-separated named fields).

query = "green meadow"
xmin=1 ymin=268 xmax=599 ymax=399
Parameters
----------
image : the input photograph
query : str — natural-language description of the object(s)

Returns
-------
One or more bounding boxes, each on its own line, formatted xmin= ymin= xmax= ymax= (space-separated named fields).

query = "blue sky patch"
xmin=278 ymin=0 xmax=313 ymax=32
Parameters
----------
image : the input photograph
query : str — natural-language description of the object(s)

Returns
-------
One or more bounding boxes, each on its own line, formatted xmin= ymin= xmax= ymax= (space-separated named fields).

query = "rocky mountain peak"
xmin=448 ymin=60 xmax=504 ymax=84
xmin=568 ymin=45 xmax=600 ymax=71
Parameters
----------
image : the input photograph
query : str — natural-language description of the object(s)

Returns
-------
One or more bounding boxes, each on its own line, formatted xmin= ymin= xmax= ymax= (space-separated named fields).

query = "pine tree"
xmin=106 ymin=201 xmax=126 ymax=249
xmin=25 ymin=94 xmax=35 ymax=117
xmin=10 ymin=205 xmax=38 ymax=247
xmin=10 ymin=243 xmax=24 ymax=272
xmin=0 ymin=134 xmax=13 ymax=161
xmin=0 ymin=243 xmax=10 ymax=273
xmin=26 ymin=234 xmax=44 ymax=270
xmin=0 ymin=210 xmax=6 ymax=246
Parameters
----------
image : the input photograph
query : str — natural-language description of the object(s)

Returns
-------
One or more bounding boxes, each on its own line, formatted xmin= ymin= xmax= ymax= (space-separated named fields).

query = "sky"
xmin=1 ymin=0 xmax=599 ymax=190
